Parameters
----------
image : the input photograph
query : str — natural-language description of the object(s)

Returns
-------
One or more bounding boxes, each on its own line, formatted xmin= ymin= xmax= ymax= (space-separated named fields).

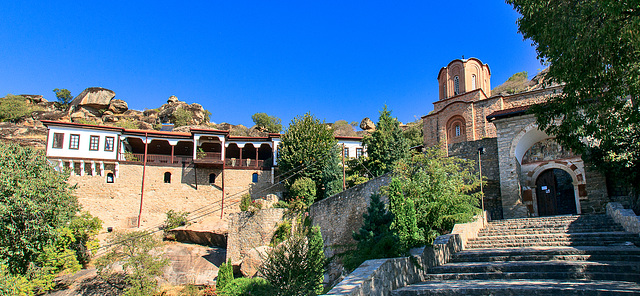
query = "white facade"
xmin=337 ymin=138 xmax=367 ymax=159
xmin=46 ymin=126 xmax=120 ymax=160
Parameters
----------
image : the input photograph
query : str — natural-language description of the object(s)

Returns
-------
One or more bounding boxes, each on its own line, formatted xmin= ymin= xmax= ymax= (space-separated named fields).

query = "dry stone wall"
xmin=225 ymin=208 xmax=285 ymax=266
xmin=69 ymin=163 xmax=276 ymax=230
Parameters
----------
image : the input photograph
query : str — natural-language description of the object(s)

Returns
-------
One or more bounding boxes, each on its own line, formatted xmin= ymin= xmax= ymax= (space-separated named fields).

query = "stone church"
xmin=422 ymin=58 xmax=608 ymax=220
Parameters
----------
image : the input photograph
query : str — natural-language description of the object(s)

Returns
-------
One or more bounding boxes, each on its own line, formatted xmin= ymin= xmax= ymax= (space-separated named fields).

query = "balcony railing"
xmin=123 ymin=153 xmax=192 ymax=164
xmin=225 ymin=158 xmax=266 ymax=168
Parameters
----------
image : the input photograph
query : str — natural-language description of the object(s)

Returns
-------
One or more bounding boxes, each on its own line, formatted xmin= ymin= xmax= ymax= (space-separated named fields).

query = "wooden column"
xmin=171 ymin=145 xmax=175 ymax=164
xmin=255 ymin=146 xmax=259 ymax=167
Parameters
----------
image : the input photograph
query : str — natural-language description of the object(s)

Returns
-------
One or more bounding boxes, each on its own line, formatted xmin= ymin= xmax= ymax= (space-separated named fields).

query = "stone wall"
xmin=225 ymin=208 xmax=285 ymax=265
xmin=447 ymin=138 xmax=503 ymax=220
xmin=309 ymin=174 xmax=391 ymax=258
xmin=606 ymin=202 xmax=640 ymax=233
xmin=323 ymin=213 xmax=487 ymax=296
xmin=69 ymin=163 xmax=276 ymax=230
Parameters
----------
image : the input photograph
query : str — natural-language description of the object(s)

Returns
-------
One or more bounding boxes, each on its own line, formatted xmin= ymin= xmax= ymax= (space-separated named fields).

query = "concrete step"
xmin=427 ymin=260 xmax=640 ymax=275
xmin=452 ymin=246 xmax=640 ymax=262
xmin=391 ymin=279 xmax=640 ymax=296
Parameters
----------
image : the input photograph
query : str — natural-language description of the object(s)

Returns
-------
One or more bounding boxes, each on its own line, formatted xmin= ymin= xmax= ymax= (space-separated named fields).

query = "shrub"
xmin=96 ymin=230 xmax=169 ymax=296
xmin=163 ymin=210 xmax=190 ymax=234
xmin=0 ymin=94 xmax=33 ymax=122
xmin=173 ymin=108 xmax=193 ymax=127
xmin=68 ymin=212 xmax=102 ymax=266
xmin=217 ymin=277 xmax=273 ymax=296
xmin=240 ymin=194 xmax=252 ymax=212
xmin=216 ymin=259 xmax=234 ymax=291
xmin=260 ymin=225 xmax=325 ymax=296
xmin=114 ymin=119 xmax=140 ymax=130
xmin=343 ymin=194 xmax=400 ymax=271
xmin=270 ymin=220 xmax=292 ymax=247
xmin=288 ymin=177 xmax=316 ymax=205
xmin=251 ymin=112 xmax=282 ymax=133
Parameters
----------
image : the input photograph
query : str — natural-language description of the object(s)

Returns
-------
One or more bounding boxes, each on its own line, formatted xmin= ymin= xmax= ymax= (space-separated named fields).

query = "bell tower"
xmin=437 ymin=58 xmax=491 ymax=100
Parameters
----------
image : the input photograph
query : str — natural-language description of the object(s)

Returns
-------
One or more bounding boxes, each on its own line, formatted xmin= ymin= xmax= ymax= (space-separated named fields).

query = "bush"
xmin=96 ymin=230 xmax=169 ymax=296
xmin=173 ymin=108 xmax=193 ymax=127
xmin=163 ymin=210 xmax=190 ymax=234
xmin=0 ymin=94 xmax=34 ymax=122
xmin=217 ymin=277 xmax=273 ymax=296
xmin=216 ymin=259 xmax=234 ymax=291
xmin=251 ymin=112 xmax=282 ymax=133
xmin=260 ymin=225 xmax=325 ymax=296
xmin=68 ymin=212 xmax=102 ymax=266
xmin=114 ymin=119 xmax=140 ymax=130
xmin=343 ymin=194 xmax=400 ymax=271
xmin=240 ymin=194 xmax=252 ymax=212
xmin=288 ymin=177 xmax=316 ymax=205
xmin=270 ymin=220 xmax=292 ymax=247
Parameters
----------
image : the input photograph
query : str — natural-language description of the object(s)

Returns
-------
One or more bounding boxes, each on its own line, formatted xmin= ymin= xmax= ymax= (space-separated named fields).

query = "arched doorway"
xmin=535 ymin=169 xmax=577 ymax=216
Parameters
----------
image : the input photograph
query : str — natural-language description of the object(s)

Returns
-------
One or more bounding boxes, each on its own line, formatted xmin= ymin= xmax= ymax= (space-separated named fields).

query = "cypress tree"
xmin=362 ymin=105 xmax=410 ymax=177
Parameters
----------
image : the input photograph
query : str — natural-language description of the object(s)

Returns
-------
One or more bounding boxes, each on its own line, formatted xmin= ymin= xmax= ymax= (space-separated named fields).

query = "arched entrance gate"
xmin=535 ymin=169 xmax=577 ymax=216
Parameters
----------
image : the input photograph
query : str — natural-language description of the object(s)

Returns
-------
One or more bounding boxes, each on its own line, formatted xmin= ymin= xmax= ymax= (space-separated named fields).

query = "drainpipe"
xmin=137 ymin=133 xmax=148 ymax=228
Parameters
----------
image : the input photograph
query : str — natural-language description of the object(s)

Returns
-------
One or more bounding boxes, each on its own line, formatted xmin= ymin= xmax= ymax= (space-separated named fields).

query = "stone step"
xmin=479 ymin=226 xmax=624 ymax=235
xmin=466 ymin=240 xmax=637 ymax=249
xmin=469 ymin=232 xmax=640 ymax=243
xmin=424 ymin=271 xmax=640 ymax=282
xmin=452 ymin=246 xmax=640 ymax=262
xmin=391 ymin=279 xmax=640 ymax=296
xmin=427 ymin=260 xmax=640 ymax=275
xmin=487 ymin=215 xmax=612 ymax=223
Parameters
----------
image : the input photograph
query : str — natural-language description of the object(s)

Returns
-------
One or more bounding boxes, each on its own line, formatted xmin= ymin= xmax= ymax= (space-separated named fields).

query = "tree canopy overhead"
xmin=508 ymin=0 xmax=640 ymax=198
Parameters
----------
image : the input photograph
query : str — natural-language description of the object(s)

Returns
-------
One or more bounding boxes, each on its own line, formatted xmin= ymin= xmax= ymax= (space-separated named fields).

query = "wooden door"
xmin=536 ymin=170 xmax=557 ymax=216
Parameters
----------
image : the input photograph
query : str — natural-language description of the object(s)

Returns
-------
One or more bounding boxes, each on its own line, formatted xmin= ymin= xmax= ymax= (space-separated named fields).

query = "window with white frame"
xmin=356 ymin=148 xmax=363 ymax=158
xmin=454 ymin=76 xmax=460 ymax=95
xmin=89 ymin=136 xmax=100 ymax=151
xmin=343 ymin=147 xmax=349 ymax=158
xmin=69 ymin=134 xmax=80 ymax=150
xmin=105 ymin=137 xmax=115 ymax=152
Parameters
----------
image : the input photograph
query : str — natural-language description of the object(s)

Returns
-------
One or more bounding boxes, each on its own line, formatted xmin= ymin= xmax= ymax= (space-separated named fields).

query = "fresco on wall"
xmin=522 ymin=138 xmax=575 ymax=164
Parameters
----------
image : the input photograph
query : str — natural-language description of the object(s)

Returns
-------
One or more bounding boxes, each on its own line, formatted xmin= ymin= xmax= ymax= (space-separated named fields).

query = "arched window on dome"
xmin=454 ymin=76 xmax=460 ymax=95
xmin=471 ymin=74 xmax=476 ymax=90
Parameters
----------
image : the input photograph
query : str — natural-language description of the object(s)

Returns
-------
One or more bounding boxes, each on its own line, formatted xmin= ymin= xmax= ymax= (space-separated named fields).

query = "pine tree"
xmin=386 ymin=178 xmax=423 ymax=251
xmin=362 ymin=105 xmax=410 ymax=177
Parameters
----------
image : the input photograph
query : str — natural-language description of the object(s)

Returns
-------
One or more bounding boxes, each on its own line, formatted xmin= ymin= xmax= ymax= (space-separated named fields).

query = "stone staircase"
xmin=393 ymin=215 xmax=640 ymax=295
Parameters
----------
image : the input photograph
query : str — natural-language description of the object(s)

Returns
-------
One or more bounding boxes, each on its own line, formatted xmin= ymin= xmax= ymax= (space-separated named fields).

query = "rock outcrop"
xmin=360 ymin=117 xmax=375 ymax=131
xmin=240 ymin=246 xmax=272 ymax=277
xmin=108 ymin=99 xmax=128 ymax=114
xmin=70 ymin=87 xmax=116 ymax=109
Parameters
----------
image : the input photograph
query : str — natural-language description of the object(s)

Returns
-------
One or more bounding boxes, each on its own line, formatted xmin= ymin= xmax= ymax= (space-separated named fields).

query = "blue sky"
xmin=1 ymin=1 xmax=543 ymax=128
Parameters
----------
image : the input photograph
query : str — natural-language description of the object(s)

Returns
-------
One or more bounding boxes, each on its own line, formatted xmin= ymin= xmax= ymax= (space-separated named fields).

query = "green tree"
xmin=508 ymin=0 xmax=640 ymax=208
xmin=218 ymin=277 xmax=273 ymax=296
xmin=97 ymin=230 xmax=169 ymax=296
xmin=362 ymin=106 xmax=410 ymax=177
xmin=0 ymin=94 xmax=33 ymax=122
xmin=216 ymin=259 xmax=234 ymax=291
xmin=289 ymin=177 xmax=317 ymax=206
xmin=386 ymin=178 xmax=424 ymax=251
xmin=252 ymin=112 xmax=283 ymax=133
xmin=343 ymin=194 xmax=399 ymax=271
xmin=53 ymin=88 xmax=73 ymax=105
xmin=173 ymin=108 xmax=193 ymax=127
xmin=278 ymin=113 xmax=342 ymax=201
xmin=389 ymin=147 xmax=481 ymax=243
xmin=260 ymin=225 xmax=325 ymax=296
xmin=402 ymin=119 xmax=424 ymax=148
xmin=0 ymin=142 xmax=79 ymax=274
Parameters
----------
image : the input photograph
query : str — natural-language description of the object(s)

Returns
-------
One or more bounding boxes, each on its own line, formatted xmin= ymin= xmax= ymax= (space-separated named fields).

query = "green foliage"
xmin=252 ymin=112 xmax=283 ymax=133
xmin=387 ymin=146 xmax=481 ymax=244
xmin=362 ymin=105 xmax=410 ymax=177
xmin=163 ymin=210 xmax=190 ymax=234
xmin=0 ymin=142 xmax=79 ymax=274
xmin=53 ymin=88 xmax=73 ymax=105
xmin=217 ymin=277 xmax=274 ymax=296
xmin=114 ymin=119 xmax=140 ymax=130
xmin=96 ymin=230 xmax=169 ymax=296
xmin=124 ymin=151 xmax=140 ymax=161
xmin=203 ymin=109 xmax=212 ymax=123
xmin=0 ymin=265 xmax=32 ymax=296
xmin=402 ymin=119 xmax=424 ymax=148
xmin=260 ymin=224 xmax=325 ymax=296
xmin=331 ymin=120 xmax=357 ymax=137
xmin=344 ymin=157 xmax=371 ymax=189
xmin=270 ymin=220 xmax=292 ymax=247
xmin=240 ymin=194 xmax=252 ymax=211
xmin=0 ymin=94 xmax=33 ymax=122
xmin=216 ymin=259 xmax=234 ymax=291
xmin=492 ymin=71 xmax=530 ymax=95
xmin=387 ymin=179 xmax=424 ymax=251
xmin=508 ymin=0 xmax=640 ymax=208
xmin=289 ymin=177 xmax=317 ymax=205
xmin=173 ymin=108 xmax=193 ymax=127
xmin=68 ymin=212 xmax=103 ymax=266
xmin=278 ymin=113 xmax=342 ymax=201
xmin=343 ymin=194 xmax=399 ymax=271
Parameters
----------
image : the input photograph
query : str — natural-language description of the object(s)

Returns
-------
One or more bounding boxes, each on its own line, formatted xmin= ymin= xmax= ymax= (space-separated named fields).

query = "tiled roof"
xmin=486 ymin=105 xmax=532 ymax=122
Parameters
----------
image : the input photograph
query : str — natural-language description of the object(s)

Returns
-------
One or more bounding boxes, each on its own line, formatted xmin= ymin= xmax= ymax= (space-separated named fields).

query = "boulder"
xmin=108 ymin=99 xmax=128 ymax=114
xmin=360 ymin=117 xmax=376 ymax=131
xmin=167 ymin=95 xmax=179 ymax=104
xmin=168 ymin=227 xmax=228 ymax=248
xmin=254 ymin=194 xmax=279 ymax=209
xmin=70 ymin=87 xmax=116 ymax=109
xmin=240 ymin=246 xmax=272 ymax=277
xmin=21 ymin=94 xmax=47 ymax=104
xmin=102 ymin=115 xmax=118 ymax=123
xmin=162 ymin=243 xmax=225 ymax=286
xmin=122 ymin=110 xmax=145 ymax=121
xmin=70 ymin=106 xmax=102 ymax=122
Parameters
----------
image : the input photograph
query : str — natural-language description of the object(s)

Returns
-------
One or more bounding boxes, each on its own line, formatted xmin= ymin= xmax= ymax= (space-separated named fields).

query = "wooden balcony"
xmin=123 ymin=153 xmax=192 ymax=165
xmin=194 ymin=152 xmax=224 ymax=165
xmin=122 ymin=152 xmax=271 ymax=169
xmin=225 ymin=158 xmax=266 ymax=168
